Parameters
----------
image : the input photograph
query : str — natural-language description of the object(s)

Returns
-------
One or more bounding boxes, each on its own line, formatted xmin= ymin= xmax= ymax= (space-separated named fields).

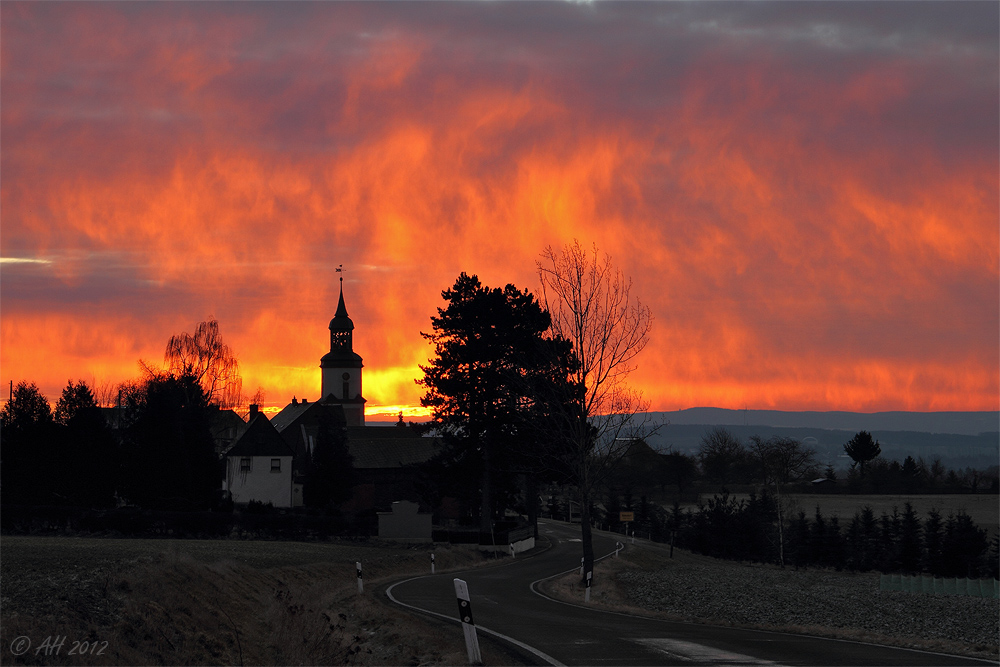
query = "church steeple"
xmin=320 ymin=266 xmax=365 ymax=425
xmin=329 ymin=280 xmax=354 ymax=352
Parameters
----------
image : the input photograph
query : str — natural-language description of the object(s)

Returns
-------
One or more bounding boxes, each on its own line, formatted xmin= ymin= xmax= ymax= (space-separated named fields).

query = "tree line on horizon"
xmin=579 ymin=488 xmax=997 ymax=580
xmin=0 ymin=319 xmax=250 ymax=509
xmin=690 ymin=426 xmax=997 ymax=495
xmin=1 ymin=375 xmax=217 ymax=509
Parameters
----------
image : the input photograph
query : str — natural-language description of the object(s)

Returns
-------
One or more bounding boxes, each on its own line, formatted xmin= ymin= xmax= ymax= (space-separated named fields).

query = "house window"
xmin=271 ymin=458 xmax=281 ymax=473
xmin=240 ymin=457 xmax=251 ymax=472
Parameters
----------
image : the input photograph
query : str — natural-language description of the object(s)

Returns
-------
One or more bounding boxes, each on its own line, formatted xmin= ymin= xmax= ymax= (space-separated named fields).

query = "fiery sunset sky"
xmin=2 ymin=2 xmax=997 ymax=419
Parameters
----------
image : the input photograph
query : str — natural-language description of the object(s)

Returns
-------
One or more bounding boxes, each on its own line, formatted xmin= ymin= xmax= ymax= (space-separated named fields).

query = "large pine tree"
xmin=419 ymin=273 xmax=565 ymax=534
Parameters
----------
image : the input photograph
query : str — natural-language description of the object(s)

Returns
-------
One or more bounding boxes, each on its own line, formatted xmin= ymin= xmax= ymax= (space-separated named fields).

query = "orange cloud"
xmin=2 ymin=3 xmax=996 ymax=417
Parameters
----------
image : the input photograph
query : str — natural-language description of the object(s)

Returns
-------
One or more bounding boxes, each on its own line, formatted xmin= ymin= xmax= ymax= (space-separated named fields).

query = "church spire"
xmin=329 ymin=266 xmax=354 ymax=349
xmin=335 ymin=280 xmax=349 ymax=319
xmin=320 ymin=263 xmax=365 ymax=425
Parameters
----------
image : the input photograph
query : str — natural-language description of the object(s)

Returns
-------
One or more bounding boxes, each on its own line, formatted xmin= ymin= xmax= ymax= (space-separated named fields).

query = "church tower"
xmin=320 ymin=276 xmax=365 ymax=426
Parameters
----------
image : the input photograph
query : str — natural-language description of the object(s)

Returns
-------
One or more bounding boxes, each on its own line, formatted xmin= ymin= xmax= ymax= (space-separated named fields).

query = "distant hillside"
xmin=642 ymin=409 xmax=999 ymax=471
xmin=648 ymin=408 xmax=999 ymax=436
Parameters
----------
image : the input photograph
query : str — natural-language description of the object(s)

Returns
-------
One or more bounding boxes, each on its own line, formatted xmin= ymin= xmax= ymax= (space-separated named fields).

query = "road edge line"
xmin=385 ymin=576 xmax=566 ymax=667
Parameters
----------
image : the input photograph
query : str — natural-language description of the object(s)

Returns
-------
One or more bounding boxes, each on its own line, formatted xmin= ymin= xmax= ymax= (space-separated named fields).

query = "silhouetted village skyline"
xmin=2 ymin=265 xmax=997 ymax=583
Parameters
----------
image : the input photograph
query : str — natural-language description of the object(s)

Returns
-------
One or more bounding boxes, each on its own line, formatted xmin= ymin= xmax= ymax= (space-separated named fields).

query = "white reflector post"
xmin=356 ymin=561 xmax=363 ymax=594
xmin=580 ymin=557 xmax=584 ymax=576
xmin=454 ymin=578 xmax=482 ymax=664
xmin=510 ymin=542 xmax=515 ymax=558
xmin=431 ymin=552 xmax=436 ymax=574
xmin=585 ymin=569 xmax=593 ymax=603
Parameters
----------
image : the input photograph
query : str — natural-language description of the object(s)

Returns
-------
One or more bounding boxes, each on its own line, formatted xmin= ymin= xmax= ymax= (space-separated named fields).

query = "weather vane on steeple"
xmin=336 ymin=264 xmax=344 ymax=285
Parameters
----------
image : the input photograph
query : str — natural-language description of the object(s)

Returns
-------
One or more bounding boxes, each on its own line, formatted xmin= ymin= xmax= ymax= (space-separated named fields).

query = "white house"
xmin=224 ymin=408 xmax=294 ymax=508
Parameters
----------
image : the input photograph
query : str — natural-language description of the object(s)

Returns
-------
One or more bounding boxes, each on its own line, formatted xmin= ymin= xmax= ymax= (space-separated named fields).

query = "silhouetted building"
xmin=262 ymin=276 xmax=440 ymax=514
xmin=271 ymin=398 xmax=348 ymax=506
xmin=341 ymin=424 xmax=440 ymax=513
xmin=320 ymin=280 xmax=366 ymax=426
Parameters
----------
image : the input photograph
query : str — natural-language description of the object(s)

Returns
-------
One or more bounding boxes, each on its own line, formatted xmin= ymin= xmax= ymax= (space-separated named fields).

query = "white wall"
xmin=226 ymin=455 xmax=293 ymax=508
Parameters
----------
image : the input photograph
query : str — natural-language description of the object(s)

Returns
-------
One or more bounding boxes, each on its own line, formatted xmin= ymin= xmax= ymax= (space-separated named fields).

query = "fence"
xmin=879 ymin=574 xmax=999 ymax=599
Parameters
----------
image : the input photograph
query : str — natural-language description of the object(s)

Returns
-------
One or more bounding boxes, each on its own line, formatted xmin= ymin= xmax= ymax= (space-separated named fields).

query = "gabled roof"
xmin=207 ymin=407 xmax=250 ymax=455
xmin=271 ymin=400 xmax=347 ymax=433
xmin=226 ymin=413 xmax=294 ymax=458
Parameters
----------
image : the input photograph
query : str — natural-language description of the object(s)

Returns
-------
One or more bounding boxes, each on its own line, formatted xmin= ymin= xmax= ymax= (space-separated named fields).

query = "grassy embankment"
xmin=1 ymin=536 xmax=513 ymax=666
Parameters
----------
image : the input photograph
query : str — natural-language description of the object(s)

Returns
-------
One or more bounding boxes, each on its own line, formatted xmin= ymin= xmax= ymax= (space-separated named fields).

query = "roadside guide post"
xmin=510 ymin=542 xmax=515 ymax=558
xmin=615 ymin=541 xmax=622 ymax=558
xmin=431 ymin=552 xmax=436 ymax=574
xmin=356 ymin=561 xmax=363 ymax=594
xmin=580 ymin=557 xmax=584 ymax=576
xmin=584 ymin=569 xmax=593 ymax=603
xmin=454 ymin=578 xmax=482 ymax=664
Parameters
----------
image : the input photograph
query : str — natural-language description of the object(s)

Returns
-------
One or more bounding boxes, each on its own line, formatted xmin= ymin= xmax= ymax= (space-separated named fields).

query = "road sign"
xmin=619 ymin=511 xmax=634 ymax=522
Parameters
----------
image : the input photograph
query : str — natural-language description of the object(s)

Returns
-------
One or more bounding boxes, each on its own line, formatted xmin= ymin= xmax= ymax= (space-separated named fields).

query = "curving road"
xmin=385 ymin=520 xmax=996 ymax=666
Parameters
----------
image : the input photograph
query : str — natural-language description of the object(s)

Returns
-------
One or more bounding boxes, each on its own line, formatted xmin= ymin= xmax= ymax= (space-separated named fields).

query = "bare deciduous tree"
xmin=537 ymin=239 xmax=654 ymax=579
xmin=164 ymin=318 xmax=243 ymax=409
xmin=749 ymin=434 xmax=817 ymax=567
xmin=699 ymin=426 xmax=747 ymax=485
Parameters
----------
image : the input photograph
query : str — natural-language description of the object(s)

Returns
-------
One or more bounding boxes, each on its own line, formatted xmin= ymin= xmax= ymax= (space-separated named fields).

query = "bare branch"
xmin=535 ymin=239 xmax=656 ymax=577
xmin=164 ymin=318 xmax=243 ymax=409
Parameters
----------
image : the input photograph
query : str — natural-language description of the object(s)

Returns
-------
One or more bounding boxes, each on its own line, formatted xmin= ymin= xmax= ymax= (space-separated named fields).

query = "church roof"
xmin=345 ymin=426 xmax=441 ymax=469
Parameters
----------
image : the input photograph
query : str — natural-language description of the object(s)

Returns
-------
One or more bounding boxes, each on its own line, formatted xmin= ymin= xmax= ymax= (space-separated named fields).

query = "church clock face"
xmin=342 ymin=373 xmax=350 ymax=381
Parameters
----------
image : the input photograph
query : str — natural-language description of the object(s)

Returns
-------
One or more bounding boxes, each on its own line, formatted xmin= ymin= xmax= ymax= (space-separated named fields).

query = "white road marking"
xmin=631 ymin=638 xmax=782 ymax=665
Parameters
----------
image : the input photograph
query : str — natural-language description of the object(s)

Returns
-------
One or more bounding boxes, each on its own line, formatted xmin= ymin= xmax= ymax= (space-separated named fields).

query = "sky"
xmin=2 ymin=1 xmax=998 ymax=419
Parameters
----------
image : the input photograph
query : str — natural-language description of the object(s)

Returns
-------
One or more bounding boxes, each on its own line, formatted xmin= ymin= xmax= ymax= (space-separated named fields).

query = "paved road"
xmin=386 ymin=520 xmax=996 ymax=666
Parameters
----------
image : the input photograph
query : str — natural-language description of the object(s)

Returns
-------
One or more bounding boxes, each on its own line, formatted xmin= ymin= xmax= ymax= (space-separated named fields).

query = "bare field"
xmin=0 ymin=536 xmax=510 ymax=666
xmin=543 ymin=541 xmax=999 ymax=661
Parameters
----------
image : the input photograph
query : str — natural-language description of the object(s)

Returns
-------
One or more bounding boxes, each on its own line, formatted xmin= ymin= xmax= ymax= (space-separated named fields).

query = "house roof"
xmin=207 ymin=407 xmax=247 ymax=431
xmin=271 ymin=400 xmax=347 ymax=433
xmin=226 ymin=413 xmax=294 ymax=457
xmin=207 ymin=407 xmax=250 ymax=455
